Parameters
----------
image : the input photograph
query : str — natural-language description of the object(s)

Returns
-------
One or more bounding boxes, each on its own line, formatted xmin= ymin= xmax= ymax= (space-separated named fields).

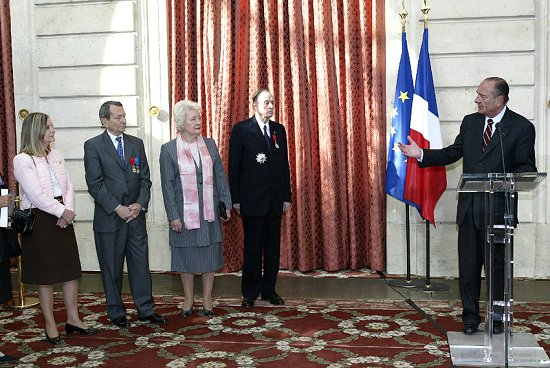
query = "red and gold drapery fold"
xmin=168 ymin=0 xmax=386 ymax=272
xmin=0 ymin=0 xmax=17 ymax=189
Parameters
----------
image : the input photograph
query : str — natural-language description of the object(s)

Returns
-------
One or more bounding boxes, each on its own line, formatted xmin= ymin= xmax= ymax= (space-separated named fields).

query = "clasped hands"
xmin=169 ymin=208 xmax=232 ymax=233
xmin=57 ymin=208 xmax=75 ymax=229
xmin=115 ymin=203 xmax=142 ymax=223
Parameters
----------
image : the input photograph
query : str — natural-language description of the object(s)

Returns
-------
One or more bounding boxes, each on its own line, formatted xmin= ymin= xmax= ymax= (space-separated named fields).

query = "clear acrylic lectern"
xmin=447 ymin=172 xmax=549 ymax=367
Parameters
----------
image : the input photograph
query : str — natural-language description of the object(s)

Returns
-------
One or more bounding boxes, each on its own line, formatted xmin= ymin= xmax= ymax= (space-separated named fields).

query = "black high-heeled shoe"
xmin=180 ymin=306 xmax=193 ymax=317
xmin=65 ymin=323 xmax=99 ymax=335
xmin=198 ymin=308 xmax=214 ymax=317
xmin=45 ymin=331 xmax=63 ymax=345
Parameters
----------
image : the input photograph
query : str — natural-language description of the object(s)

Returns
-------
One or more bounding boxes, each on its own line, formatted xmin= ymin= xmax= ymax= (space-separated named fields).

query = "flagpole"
xmin=413 ymin=0 xmax=449 ymax=293
xmin=399 ymin=1 xmax=414 ymax=285
xmin=425 ymin=221 xmax=431 ymax=286
xmin=406 ymin=204 xmax=410 ymax=279
xmin=387 ymin=1 xmax=425 ymax=289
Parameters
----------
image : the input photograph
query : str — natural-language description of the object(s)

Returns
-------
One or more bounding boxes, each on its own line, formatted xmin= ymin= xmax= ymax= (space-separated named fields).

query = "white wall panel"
xmin=65 ymin=161 xmax=87 ymax=191
xmin=427 ymin=0 xmax=535 ymax=19
xmin=430 ymin=20 xmax=535 ymax=55
xmin=514 ymin=225 xmax=538 ymax=275
xmin=518 ymin=192 xmax=535 ymax=223
xmin=36 ymin=34 xmax=136 ymax=67
xmin=35 ymin=2 xmax=135 ymax=35
xmin=534 ymin=225 xmax=550 ymax=278
xmin=431 ymin=55 xmax=535 ymax=87
xmin=74 ymin=192 xmax=94 ymax=221
xmin=432 ymin=190 xmax=458 ymax=223
xmin=73 ymin=225 xmax=99 ymax=271
xmin=38 ymin=66 xmax=137 ymax=97
xmin=36 ymin=0 xmax=111 ymax=3
xmin=438 ymin=122 xmax=461 ymax=146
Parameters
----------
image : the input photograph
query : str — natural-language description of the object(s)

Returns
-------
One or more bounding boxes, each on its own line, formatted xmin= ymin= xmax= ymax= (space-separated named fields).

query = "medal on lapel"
xmin=272 ymin=131 xmax=279 ymax=149
xmin=130 ymin=157 xmax=140 ymax=173
xmin=256 ymin=153 xmax=267 ymax=164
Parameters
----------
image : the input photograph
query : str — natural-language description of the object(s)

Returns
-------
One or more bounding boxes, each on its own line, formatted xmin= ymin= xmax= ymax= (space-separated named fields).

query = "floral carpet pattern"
xmin=1 ymin=294 xmax=549 ymax=367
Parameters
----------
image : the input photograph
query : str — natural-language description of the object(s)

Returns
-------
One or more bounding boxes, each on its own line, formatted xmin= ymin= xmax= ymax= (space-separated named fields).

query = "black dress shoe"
xmin=462 ymin=324 xmax=478 ymax=335
xmin=493 ymin=321 xmax=504 ymax=335
xmin=0 ymin=355 xmax=19 ymax=363
xmin=111 ymin=316 xmax=130 ymax=328
xmin=45 ymin=331 xmax=63 ymax=345
xmin=138 ymin=312 xmax=167 ymax=324
xmin=0 ymin=354 xmax=18 ymax=363
xmin=261 ymin=294 xmax=285 ymax=305
xmin=241 ymin=298 xmax=255 ymax=308
xmin=65 ymin=323 xmax=99 ymax=335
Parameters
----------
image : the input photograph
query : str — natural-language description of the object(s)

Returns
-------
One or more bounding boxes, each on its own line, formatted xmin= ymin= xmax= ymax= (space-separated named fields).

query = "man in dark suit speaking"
xmin=84 ymin=101 xmax=166 ymax=327
xmin=229 ymin=88 xmax=292 ymax=308
xmin=399 ymin=77 xmax=537 ymax=336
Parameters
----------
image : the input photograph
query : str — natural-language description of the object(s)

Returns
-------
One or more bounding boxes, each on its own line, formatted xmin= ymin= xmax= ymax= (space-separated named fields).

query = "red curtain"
xmin=0 ymin=0 xmax=16 ymax=190
xmin=168 ymin=0 xmax=386 ymax=272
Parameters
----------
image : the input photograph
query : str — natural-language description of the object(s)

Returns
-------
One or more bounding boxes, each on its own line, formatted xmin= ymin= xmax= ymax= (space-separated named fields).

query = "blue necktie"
xmin=263 ymin=125 xmax=271 ymax=152
xmin=116 ymin=136 xmax=125 ymax=165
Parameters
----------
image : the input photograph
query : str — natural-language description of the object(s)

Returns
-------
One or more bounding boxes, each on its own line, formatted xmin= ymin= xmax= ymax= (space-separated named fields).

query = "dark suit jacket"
xmin=228 ymin=117 xmax=291 ymax=217
xmin=84 ymin=130 xmax=152 ymax=232
xmin=421 ymin=108 xmax=536 ymax=226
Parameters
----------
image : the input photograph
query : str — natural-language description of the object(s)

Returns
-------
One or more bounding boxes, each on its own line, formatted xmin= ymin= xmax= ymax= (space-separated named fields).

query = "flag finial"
xmin=421 ymin=0 xmax=430 ymax=28
xmin=399 ymin=1 xmax=408 ymax=32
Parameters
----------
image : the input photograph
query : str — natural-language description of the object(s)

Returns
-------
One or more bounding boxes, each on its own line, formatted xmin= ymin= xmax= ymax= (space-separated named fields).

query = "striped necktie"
xmin=482 ymin=119 xmax=494 ymax=152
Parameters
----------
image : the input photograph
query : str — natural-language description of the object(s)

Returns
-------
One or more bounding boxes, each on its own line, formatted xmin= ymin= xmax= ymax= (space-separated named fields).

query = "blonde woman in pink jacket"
xmin=13 ymin=113 xmax=97 ymax=345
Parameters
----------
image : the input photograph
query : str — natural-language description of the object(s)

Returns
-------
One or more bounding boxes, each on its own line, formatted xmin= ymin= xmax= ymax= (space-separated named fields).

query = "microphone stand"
xmin=497 ymin=125 xmax=514 ymax=366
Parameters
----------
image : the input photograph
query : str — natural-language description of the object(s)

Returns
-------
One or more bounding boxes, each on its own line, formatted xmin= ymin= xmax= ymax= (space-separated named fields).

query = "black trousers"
xmin=241 ymin=209 xmax=281 ymax=299
xmin=458 ymin=204 xmax=505 ymax=326
xmin=0 ymin=256 xmax=12 ymax=305
xmin=0 ymin=230 xmax=14 ymax=304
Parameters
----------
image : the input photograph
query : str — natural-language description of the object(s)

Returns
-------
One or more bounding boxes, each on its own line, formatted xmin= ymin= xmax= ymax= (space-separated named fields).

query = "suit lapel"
xmin=123 ymin=133 xmax=135 ymax=167
xmin=168 ymin=139 xmax=178 ymax=167
xmin=472 ymin=115 xmax=484 ymax=155
xmin=497 ymin=109 xmax=513 ymax=137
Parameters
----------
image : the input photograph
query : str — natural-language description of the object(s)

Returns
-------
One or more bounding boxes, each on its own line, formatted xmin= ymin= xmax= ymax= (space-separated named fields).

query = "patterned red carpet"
xmin=1 ymin=294 xmax=549 ymax=367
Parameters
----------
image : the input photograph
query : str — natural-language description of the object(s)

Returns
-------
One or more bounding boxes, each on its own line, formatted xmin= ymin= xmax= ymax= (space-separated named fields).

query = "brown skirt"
xmin=21 ymin=209 xmax=81 ymax=285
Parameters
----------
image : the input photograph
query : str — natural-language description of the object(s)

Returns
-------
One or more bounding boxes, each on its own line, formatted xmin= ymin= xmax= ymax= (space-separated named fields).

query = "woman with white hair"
xmin=159 ymin=100 xmax=231 ymax=317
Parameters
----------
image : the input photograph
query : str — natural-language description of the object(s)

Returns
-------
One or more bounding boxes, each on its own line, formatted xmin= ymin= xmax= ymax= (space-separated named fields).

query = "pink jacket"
xmin=13 ymin=149 xmax=75 ymax=217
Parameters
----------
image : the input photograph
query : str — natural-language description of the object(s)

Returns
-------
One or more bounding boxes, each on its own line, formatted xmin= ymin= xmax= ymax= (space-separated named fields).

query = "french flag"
xmin=404 ymin=28 xmax=446 ymax=224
